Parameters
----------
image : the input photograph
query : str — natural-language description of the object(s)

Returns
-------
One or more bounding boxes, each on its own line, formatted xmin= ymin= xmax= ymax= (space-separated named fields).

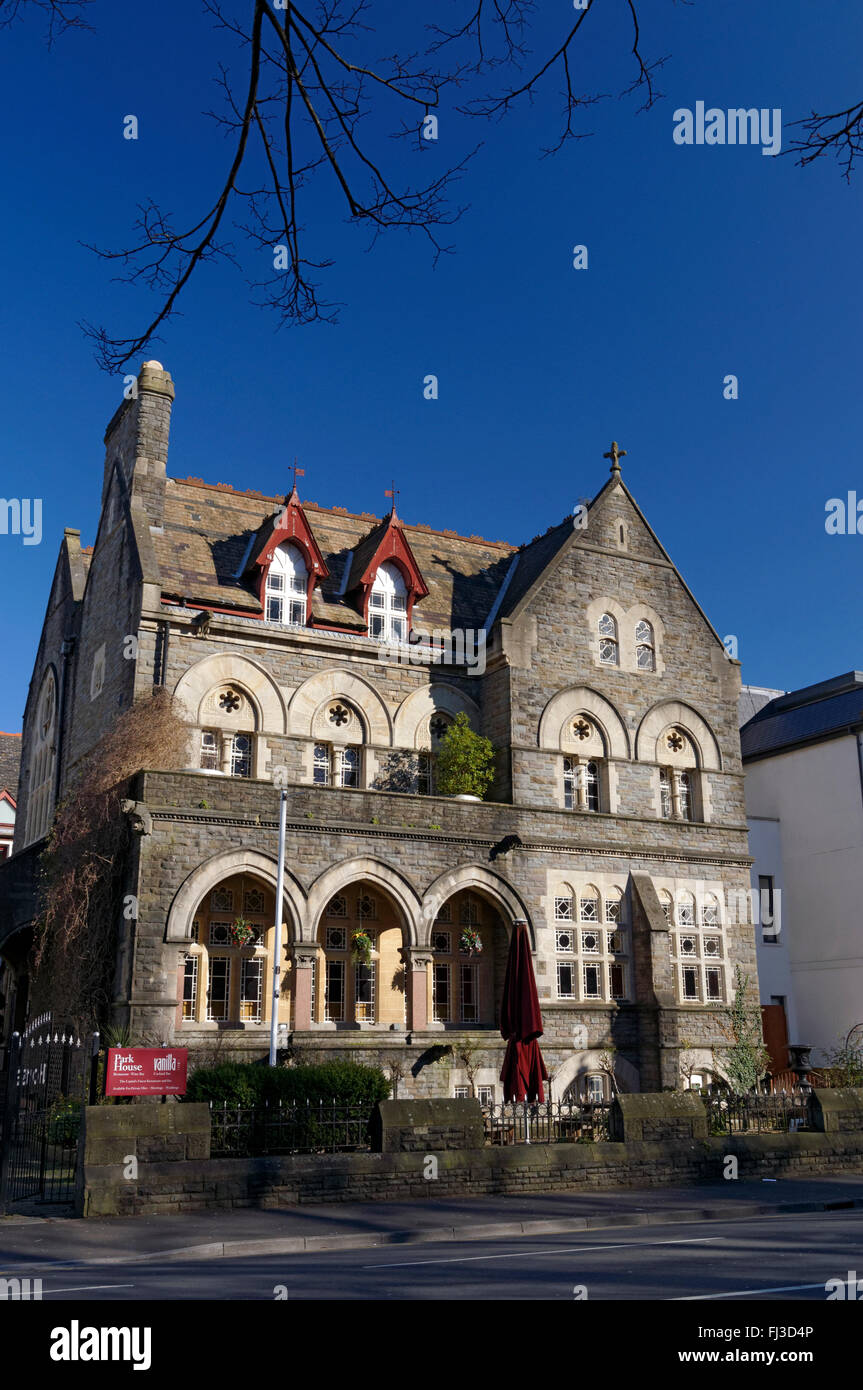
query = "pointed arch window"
xmin=265 ymin=543 xmax=309 ymax=626
xmin=635 ymin=619 xmax=655 ymax=671
xmin=369 ymin=560 xmax=408 ymax=643
xmin=24 ymin=669 xmax=57 ymax=846
xmin=598 ymin=613 xmax=619 ymax=665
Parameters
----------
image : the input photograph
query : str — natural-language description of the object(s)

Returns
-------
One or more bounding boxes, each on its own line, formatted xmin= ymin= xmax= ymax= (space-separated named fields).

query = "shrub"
xmin=434 ymin=711 xmax=496 ymax=799
xmin=186 ymin=1059 xmax=391 ymax=1107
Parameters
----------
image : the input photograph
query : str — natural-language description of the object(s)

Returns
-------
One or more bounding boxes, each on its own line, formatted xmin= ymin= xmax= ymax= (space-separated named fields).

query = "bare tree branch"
xmin=5 ymin=0 xmax=758 ymax=372
xmin=786 ymin=102 xmax=863 ymax=182
xmin=0 ymin=0 xmax=93 ymax=44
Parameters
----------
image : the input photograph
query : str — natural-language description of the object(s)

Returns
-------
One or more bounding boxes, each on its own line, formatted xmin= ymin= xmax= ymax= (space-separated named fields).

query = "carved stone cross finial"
xmin=603 ymin=440 xmax=627 ymax=475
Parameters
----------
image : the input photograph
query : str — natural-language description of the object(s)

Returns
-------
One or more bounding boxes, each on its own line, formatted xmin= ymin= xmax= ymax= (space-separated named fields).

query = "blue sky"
xmin=0 ymin=0 xmax=860 ymax=731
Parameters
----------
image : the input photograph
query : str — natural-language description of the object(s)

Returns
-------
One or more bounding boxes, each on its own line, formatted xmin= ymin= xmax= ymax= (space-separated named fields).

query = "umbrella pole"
xmin=524 ymin=1097 xmax=530 ymax=1144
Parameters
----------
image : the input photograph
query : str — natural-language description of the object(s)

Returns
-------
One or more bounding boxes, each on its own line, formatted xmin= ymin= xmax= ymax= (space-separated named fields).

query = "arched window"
xmin=678 ymin=769 xmax=694 ymax=821
xmin=659 ymin=767 xmax=673 ymax=818
xmin=318 ymin=886 xmax=407 ymax=1026
xmin=24 ymin=669 xmax=57 ymax=846
xmin=659 ymin=889 xmax=674 ymax=924
xmin=313 ymin=701 xmax=363 ymax=788
xmin=635 ymin=619 xmax=655 ymax=671
xmin=265 ymin=543 xmax=308 ymax=626
xmin=369 ymin=560 xmax=408 ymax=643
xmin=598 ymin=613 xmax=619 ymax=665
xmin=584 ymin=760 xmax=600 ymax=812
xmin=563 ymin=757 xmax=602 ymax=812
xmin=417 ymin=712 xmax=453 ymax=795
xmin=182 ymin=874 xmax=274 ymax=1026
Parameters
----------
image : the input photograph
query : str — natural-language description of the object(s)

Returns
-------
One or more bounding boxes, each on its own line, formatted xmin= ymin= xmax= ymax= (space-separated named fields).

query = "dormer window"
xmin=265 ymin=543 xmax=308 ymax=626
xmin=369 ymin=561 xmax=408 ymax=643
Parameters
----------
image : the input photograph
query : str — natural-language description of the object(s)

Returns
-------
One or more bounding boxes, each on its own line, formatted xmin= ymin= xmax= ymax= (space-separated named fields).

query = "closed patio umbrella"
xmin=500 ymin=920 xmax=548 ymax=1133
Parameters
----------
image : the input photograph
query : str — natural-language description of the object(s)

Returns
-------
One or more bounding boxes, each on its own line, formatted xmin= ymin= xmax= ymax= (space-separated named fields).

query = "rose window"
xmin=328 ymin=704 xmax=351 ymax=728
xmin=219 ymin=690 xmax=241 ymax=713
xmin=573 ymin=718 xmax=592 ymax=741
xmin=666 ymin=729 xmax=686 ymax=753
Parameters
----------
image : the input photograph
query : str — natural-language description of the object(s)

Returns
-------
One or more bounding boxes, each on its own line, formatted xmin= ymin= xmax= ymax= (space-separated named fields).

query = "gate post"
xmin=0 ymin=1032 xmax=22 ymax=1214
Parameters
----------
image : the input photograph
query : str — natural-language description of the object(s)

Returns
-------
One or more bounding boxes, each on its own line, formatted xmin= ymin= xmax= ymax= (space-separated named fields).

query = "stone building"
xmin=0 ymin=362 xmax=756 ymax=1098
xmin=0 ymin=732 xmax=20 ymax=862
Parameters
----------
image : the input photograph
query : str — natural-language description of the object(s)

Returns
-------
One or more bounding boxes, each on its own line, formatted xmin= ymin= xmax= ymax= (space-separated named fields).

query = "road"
xmin=14 ymin=1208 xmax=863 ymax=1301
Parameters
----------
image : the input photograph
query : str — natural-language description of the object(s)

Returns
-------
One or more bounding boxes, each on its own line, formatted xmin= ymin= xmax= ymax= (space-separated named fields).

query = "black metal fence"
xmin=481 ymin=1099 xmax=613 ymax=1145
xmin=703 ymin=1087 xmax=812 ymax=1135
xmin=209 ymin=1099 xmax=375 ymax=1156
xmin=0 ymin=1017 xmax=98 ymax=1209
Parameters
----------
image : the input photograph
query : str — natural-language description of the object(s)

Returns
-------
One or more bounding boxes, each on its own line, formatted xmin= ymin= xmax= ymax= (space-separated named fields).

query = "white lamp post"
xmin=268 ymin=779 xmax=289 ymax=1067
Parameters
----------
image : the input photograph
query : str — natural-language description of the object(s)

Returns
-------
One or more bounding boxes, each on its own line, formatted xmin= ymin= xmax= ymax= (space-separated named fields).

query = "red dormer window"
xmin=352 ymin=513 xmax=429 ymax=636
xmin=369 ymin=560 xmax=408 ymax=643
xmin=265 ymin=543 xmax=309 ymax=626
xmin=248 ymin=490 xmax=329 ymax=624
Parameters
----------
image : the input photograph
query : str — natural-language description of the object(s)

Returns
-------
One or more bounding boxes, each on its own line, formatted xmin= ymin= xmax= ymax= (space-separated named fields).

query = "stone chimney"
xmin=101 ymin=361 xmax=175 ymax=528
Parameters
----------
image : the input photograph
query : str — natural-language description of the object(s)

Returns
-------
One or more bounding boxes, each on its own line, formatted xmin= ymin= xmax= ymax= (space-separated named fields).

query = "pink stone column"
xmin=406 ymin=950 xmax=433 ymax=1031
xmin=291 ymin=947 xmax=318 ymax=1030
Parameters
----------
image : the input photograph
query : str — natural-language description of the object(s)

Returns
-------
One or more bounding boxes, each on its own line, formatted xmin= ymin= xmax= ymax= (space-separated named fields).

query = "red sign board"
xmin=105 ymin=1048 xmax=188 ymax=1097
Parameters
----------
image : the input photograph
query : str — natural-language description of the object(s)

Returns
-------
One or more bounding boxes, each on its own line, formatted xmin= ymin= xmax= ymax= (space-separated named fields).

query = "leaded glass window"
xmin=635 ymin=619 xmax=655 ymax=670
xmin=598 ymin=612 xmax=619 ymax=665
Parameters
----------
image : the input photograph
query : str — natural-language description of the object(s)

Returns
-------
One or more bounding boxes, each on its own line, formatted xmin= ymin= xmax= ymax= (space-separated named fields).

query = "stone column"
xmin=291 ymin=944 xmax=320 ymax=1031
xmin=404 ymin=948 xmax=434 ymax=1031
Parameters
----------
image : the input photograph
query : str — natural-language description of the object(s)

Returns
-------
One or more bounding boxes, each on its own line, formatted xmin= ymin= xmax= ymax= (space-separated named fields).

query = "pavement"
xmin=2 ymin=1174 xmax=863 ymax=1273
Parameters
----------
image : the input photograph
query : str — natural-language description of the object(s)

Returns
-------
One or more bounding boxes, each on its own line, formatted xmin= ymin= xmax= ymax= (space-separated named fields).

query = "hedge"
xmin=185 ymin=1059 xmax=391 ymax=1107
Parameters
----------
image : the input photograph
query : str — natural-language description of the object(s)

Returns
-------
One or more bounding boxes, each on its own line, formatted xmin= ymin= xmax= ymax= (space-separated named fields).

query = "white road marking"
xmin=364 ymin=1236 xmax=724 ymax=1269
xmin=43 ymin=1284 xmax=136 ymax=1295
xmin=674 ymin=1282 xmax=830 ymax=1301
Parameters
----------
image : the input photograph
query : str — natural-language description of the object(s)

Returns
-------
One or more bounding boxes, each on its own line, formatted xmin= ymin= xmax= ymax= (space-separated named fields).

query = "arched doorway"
xmin=314 ymin=880 xmax=407 ymax=1027
xmin=427 ymin=888 xmax=510 ymax=1028
xmin=180 ymin=871 xmax=288 ymax=1029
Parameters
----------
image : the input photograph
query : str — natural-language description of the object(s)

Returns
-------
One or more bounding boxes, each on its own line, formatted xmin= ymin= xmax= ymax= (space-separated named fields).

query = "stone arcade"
xmin=0 ymin=362 xmax=756 ymax=1100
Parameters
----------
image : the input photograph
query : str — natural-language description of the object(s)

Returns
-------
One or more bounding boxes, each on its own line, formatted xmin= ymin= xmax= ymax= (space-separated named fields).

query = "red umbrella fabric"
xmin=499 ymin=920 xmax=548 ymax=1102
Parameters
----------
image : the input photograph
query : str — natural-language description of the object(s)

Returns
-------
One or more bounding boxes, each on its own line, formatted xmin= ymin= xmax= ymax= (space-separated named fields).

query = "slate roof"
xmin=0 ymin=732 xmax=21 ymax=799
xmin=740 ymin=672 xmax=863 ymax=761
xmin=156 ymin=477 xmax=523 ymax=632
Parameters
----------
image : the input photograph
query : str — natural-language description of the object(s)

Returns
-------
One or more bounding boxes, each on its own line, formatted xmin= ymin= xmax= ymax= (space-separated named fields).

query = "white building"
xmin=741 ymin=672 xmax=863 ymax=1067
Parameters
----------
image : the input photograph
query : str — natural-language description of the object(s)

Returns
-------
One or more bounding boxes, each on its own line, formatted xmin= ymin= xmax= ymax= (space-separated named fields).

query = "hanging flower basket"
xmin=231 ymin=917 xmax=257 ymax=948
xmin=351 ymin=929 xmax=374 ymax=965
xmin=460 ymin=926 xmax=483 ymax=956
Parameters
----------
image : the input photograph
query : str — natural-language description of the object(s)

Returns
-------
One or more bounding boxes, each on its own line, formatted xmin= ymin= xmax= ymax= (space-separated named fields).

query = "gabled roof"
xmin=344 ymin=510 xmax=430 ymax=602
xmin=496 ymin=471 xmax=727 ymax=651
xmin=740 ymin=672 xmax=863 ymax=761
xmin=0 ymin=732 xmax=22 ymax=800
xmin=242 ymin=488 xmax=330 ymax=581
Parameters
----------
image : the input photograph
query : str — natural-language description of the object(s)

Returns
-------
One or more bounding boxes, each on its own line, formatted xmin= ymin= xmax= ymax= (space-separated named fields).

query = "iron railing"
xmin=0 ymin=1021 xmax=97 ymax=1208
xmin=703 ymin=1087 xmax=812 ymax=1135
xmin=481 ymin=1099 xmax=613 ymax=1145
xmin=208 ymin=1099 xmax=375 ymax=1156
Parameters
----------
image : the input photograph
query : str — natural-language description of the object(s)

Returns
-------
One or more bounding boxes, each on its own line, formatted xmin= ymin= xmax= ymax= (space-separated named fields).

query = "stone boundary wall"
xmin=371 ymin=1098 xmax=484 ymax=1152
xmin=79 ymin=1130 xmax=863 ymax=1219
